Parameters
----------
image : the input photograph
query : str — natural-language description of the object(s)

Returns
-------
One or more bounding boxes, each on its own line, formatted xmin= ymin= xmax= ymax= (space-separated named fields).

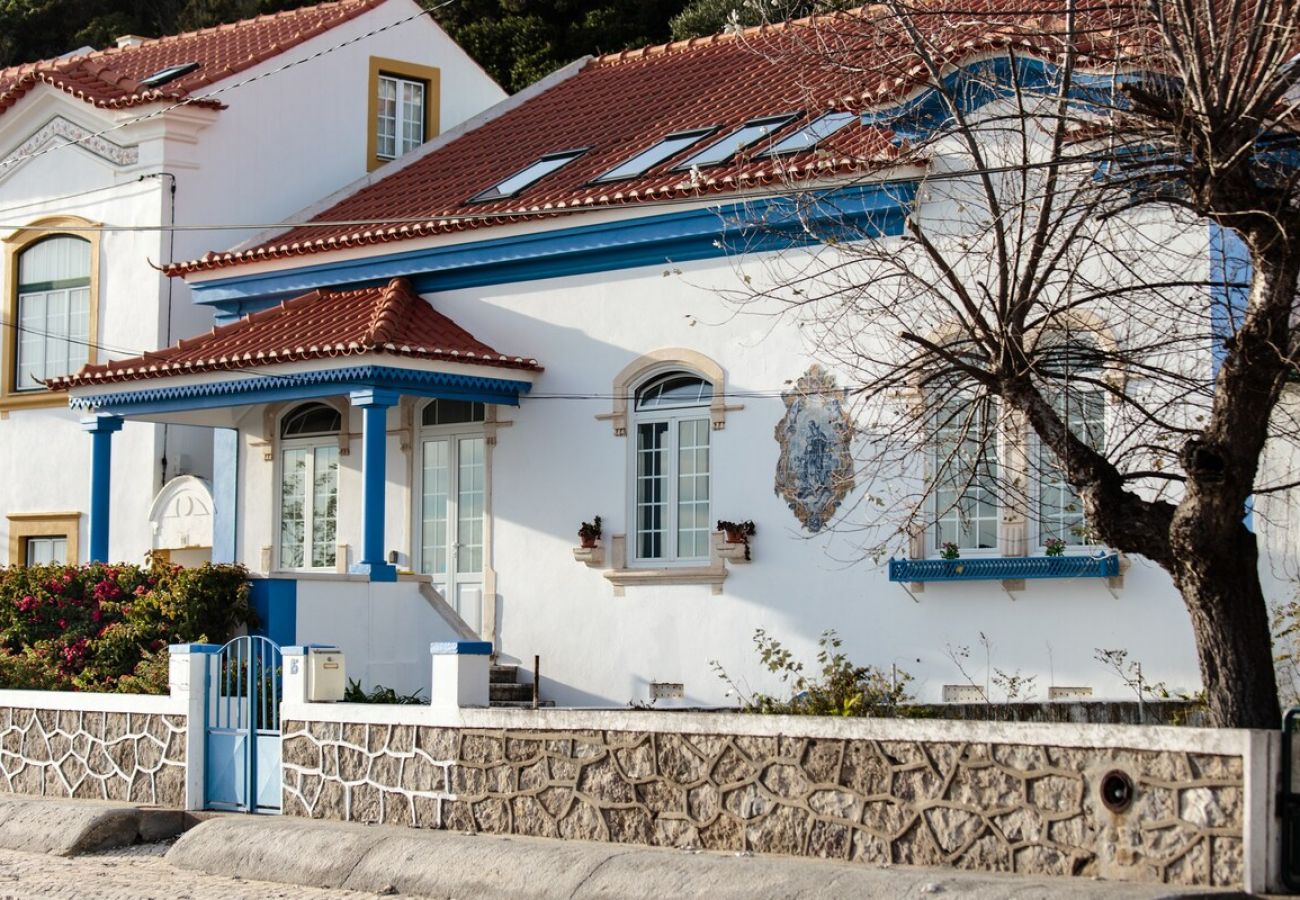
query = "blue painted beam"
xmin=187 ymin=182 xmax=918 ymax=316
xmin=82 ymin=414 xmax=123 ymax=563
xmin=349 ymin=388 xmax=399 ymax=582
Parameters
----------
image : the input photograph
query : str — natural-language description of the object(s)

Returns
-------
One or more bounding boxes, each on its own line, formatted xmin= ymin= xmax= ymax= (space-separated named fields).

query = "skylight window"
xmin=591 ymin=128 xmax=718 ymax=183
xmin=138 ymin=61 xmax=200 ymax=88
xmin=757 ymin=111 xmax=857 ymax=157
xmin=671 ymin=114 xmax=800 ymax=170
xmin=468 ymin=149 xmax=588 ymax=203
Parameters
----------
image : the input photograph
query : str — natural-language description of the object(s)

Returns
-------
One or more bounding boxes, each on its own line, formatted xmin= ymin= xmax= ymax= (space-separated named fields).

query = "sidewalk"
xmin=167 ymin=815 xmax=1238 ymax=899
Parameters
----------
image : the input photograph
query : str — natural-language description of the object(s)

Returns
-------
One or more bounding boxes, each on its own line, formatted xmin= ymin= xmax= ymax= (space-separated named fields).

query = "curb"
xmin=167 ymin=816 xmax=1225 ymax=899
xmin=0 ymin=796 xmax=189 ymax=856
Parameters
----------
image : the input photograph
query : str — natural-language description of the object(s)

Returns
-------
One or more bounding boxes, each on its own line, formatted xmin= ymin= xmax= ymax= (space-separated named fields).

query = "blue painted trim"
xmin=82 ymin=415 xmax=122 ymax=563
xmin=212 ymin=428 xmax=238 ymax=564
xmin=351 ymin=401 xmax=395 ymax=582
xmin=1208 ymin=222 xmax=1250 ymax=375
xmin=247 ymin=578 xmax=297 ymax=646
xmin=888 ymin=554 xmax=1120 ymax=583
xmin=1207 ymin=223 xmax=1255 ymax=531
xmin=73 ymin=365 xmax=532 ymax=417
xmin=431 ymin=641 xmax=492 ymax=655
xmin=863 ymin=57 xmax=1126 ymax=143
xmin=188 ymin=182 xmax=917 ymax=314
xmin=169 ymin=642 xmax=221 ymax=654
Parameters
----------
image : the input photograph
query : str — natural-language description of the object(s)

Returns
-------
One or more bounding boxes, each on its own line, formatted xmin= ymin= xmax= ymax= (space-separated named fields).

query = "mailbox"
xmin=305 ymin=647 xmax=345 ymax=702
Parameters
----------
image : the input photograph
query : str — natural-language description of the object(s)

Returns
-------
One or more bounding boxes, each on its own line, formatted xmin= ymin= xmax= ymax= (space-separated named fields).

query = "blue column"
xmin=349 ymin=389 xmax=399 ymax=582
xmin=82 ymin=414 xmax=123 ymax=563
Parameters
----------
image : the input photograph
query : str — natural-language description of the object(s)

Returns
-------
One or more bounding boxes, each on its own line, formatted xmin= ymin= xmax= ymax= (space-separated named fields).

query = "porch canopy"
xmin=48 ymin=277 xmax=541 ymax=575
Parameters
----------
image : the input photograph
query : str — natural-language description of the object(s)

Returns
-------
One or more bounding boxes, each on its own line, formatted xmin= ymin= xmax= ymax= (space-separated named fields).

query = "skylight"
xmin=468 ymin=148 xmax=588 ymax=203
xmin=671 ymin=114 xmax=800 ymax=170
xmin=591 ymin=128 xmax=718 ymax=183
xmin=138 ymin=62 xmax=200 ymax=88
xmin=757 ymin=111 xmax=857 ymax=157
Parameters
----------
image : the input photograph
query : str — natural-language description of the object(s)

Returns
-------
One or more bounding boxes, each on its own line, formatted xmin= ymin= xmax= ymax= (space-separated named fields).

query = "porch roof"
xmin=49 ymin=277 xmax=540 ymax=392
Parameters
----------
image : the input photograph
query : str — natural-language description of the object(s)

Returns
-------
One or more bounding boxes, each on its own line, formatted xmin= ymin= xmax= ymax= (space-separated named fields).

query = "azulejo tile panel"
xmin=774 ymin=365 xmax=855 ymax=532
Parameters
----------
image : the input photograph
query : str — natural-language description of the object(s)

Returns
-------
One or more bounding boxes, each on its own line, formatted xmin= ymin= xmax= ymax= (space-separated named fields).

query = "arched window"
xmin=14 ymin=235 xmax=90 ymax=390
xmin=632 ymin=371 xmax=713 ymax=562
xmin=1034 ymin=335 xmax=1106 ymax=548
xmin=279 ymin=403 xmax=342 ymax=570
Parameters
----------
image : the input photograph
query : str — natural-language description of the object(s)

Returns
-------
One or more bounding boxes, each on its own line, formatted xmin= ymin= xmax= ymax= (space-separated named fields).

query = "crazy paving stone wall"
xmin=0 ymin=707 xmax=187 ymax=806
xmin=281 ymin=721 xmax=1245 ymax=888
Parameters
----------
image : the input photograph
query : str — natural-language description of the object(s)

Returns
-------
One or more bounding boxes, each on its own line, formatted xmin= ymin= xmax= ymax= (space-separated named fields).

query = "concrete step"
xmin=490 ymin=682 xmax=533 ymax=702
xmin=490 ymin=664 xmax=518 ymax=684
xmin=489 ymin=699 xmax=557 ymax=709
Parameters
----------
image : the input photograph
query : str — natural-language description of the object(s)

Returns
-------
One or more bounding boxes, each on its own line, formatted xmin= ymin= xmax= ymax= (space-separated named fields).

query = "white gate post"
xmin=168 ymin=643 xmax=220 ymax=811
xmin=430 ymin=641 xmax=492 ymax=709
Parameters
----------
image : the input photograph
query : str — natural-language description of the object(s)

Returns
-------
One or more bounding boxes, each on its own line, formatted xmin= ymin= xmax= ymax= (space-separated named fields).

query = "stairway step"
xmin=489 ymin=699 xmax=556 ymax=709
xmin=490 ymin=683 xmax=534 ymax=702
xmin=490 ymin=665 xmax=518 ymax=684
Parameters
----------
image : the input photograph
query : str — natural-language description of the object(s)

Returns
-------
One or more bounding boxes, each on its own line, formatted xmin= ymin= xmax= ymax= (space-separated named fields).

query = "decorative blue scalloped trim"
xmin=71 ymin=364 xmax=533 ymax=416
xmin=888 ymin=554 xmax=1120 ymax=582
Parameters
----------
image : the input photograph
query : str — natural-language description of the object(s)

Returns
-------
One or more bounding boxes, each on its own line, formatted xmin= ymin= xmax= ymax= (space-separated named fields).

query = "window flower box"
xmin=888 ymin=554 xmax=1120 ymax=583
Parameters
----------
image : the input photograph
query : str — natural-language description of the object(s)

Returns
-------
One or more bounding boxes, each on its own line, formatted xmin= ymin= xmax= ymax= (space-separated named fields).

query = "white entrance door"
xmin=419 ymin=405 xmax=487 ymax=633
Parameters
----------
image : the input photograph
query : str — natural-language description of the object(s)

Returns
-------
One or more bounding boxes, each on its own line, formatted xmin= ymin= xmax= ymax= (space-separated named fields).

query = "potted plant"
xmin=717 ymin=520 xmax=756 ymax=560
xmin=939 ymin=541 xmax=964 ymax=575
xmin=1044 ymin=538 xmax=1067 ymax=557
xmin=578 ymin=516 xmax=602 ymax=549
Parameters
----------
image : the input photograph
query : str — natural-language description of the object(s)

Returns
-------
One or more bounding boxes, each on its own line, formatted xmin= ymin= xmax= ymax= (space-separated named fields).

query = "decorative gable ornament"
xmin=774 ymin=364 xmax=855 ymax=532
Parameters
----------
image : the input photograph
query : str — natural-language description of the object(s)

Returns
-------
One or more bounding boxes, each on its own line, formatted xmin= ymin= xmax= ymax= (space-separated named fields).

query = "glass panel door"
xmin=420 ymin=434 xmax=487 ymax=634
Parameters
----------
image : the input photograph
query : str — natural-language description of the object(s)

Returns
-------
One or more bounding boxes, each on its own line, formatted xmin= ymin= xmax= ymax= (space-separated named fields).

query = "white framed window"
xmin=1034 ymin=337 xmax=1107 ymax=549
xmin=15 ymin=236 xmax=90 ymax=390
xmin=24 ymin=535 xmax=67 ymax=565
xmin=631 ymin=372 xmax=713 ymax=564
xmin=930 ymin=393 xmax=1000 ymax=555
xmin=277 ymin=403 xmax=342 ymax=570
xmin=376 ymin=74 xmax=425 ymax=161
xmin=417 ymin=399 xmax=488 ymax=633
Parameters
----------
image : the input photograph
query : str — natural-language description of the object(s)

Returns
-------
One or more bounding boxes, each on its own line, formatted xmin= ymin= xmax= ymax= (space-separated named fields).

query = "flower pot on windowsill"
xmin=579 ymin=535 xmax=598 ymax=550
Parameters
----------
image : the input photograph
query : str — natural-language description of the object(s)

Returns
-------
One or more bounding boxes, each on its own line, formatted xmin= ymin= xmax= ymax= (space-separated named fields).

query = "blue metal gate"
xmin=205 ymin=635 xmax=282 ymax=812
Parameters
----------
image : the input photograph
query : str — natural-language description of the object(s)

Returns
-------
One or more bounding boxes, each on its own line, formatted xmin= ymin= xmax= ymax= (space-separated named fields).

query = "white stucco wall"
xmin=0 ymin=0 xmax=503 ymax=565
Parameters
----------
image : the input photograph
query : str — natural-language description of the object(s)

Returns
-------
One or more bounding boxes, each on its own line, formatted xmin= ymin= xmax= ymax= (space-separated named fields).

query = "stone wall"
xmin=0 ymin=706 xmax=187 ymax=806
xmin=281 ymin=712 xmax=1253 ymax=888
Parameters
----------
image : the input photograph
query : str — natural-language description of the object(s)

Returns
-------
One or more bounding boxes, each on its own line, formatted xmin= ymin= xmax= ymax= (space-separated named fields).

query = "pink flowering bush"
xmin=0 ymin=562 xmax=253 ymax=693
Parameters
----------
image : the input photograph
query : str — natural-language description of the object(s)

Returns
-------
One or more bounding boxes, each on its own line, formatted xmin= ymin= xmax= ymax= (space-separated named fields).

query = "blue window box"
xmin=888 ymin=554 xmax=1120 ymax=583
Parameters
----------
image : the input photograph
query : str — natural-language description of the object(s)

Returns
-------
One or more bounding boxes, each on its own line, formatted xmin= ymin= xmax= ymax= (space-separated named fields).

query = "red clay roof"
xmin=0 ymin=0 xmax=385 ymax=117
xmin=49 ymin=277 xmax=540 ymax=390
xmin=171 ymin=0 xmax=1144 ymax=276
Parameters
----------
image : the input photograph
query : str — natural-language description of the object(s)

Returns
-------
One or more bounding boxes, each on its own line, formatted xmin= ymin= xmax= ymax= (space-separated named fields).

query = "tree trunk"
xmin=1169 ymin=521 xmax=1280 ymax=728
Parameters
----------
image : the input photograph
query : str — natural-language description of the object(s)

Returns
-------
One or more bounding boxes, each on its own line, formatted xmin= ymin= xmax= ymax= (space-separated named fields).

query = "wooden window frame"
xmin=7 ymin=512 xmax=80 ymax=565
xmin=367 ymin=57 xmax=440 ymax=172
xmin=2 ymin=217 xmax=100 ymax=412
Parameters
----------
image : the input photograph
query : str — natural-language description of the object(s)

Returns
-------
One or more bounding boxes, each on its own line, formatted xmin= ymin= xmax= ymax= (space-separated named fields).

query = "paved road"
xmin=0 ymin=842 xmax=400 ymax=900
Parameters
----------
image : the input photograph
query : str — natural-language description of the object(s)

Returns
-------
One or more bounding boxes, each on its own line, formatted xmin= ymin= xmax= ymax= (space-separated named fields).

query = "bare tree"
xmin=720 ymin=0 xmax=1299 ymax=727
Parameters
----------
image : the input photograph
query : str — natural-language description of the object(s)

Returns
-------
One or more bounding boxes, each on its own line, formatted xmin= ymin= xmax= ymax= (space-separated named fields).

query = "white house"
xmin=0 ymin=0 xmax=503 ymax=569
xmin=48 ymin=8 xmax=1267 ymax=707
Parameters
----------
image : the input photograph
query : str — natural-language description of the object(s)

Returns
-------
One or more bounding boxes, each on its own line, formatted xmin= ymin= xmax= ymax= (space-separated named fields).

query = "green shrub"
xmin=0 ymin=562 xmax=254 ymax=694
xmin=711 ymin=628 xmax=914 ymax=717
xmin=343 ymin=678 xmax=424 ymax=705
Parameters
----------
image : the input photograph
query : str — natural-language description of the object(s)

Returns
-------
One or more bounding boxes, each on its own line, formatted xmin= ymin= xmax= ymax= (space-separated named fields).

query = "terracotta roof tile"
xmin=171 ymin=0 xmax=1147 ymax=276
xmin=0 ymin=0 xmax=385 ymax=117
xmin=49 ymin=277 xmax=541 ymax=389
